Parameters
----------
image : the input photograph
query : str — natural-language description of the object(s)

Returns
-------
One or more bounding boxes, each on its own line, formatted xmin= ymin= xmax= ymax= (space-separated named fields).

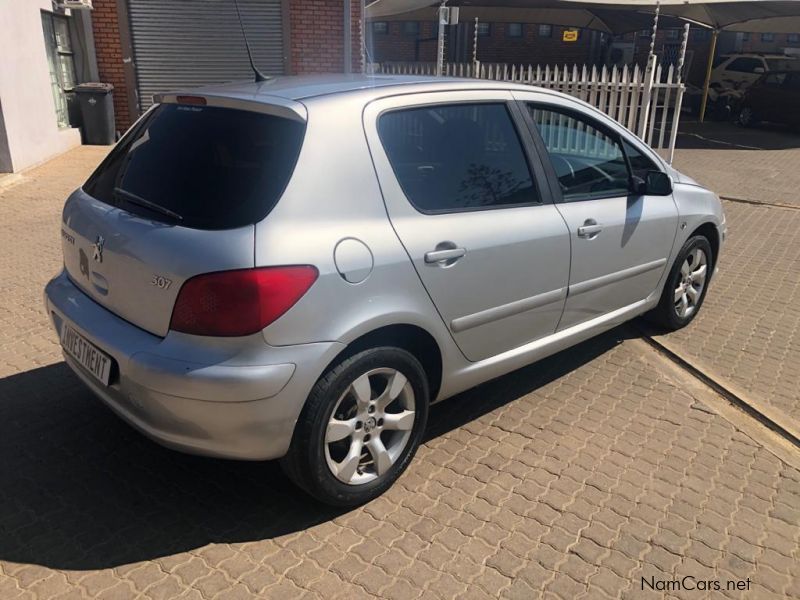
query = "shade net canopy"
xmin=366 ymin=0 xmax=800 ymax=33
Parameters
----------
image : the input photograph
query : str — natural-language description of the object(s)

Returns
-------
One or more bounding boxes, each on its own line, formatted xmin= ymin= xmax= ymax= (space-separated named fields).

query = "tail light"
xmin=170 ymin=266 xmax=318 ymax=337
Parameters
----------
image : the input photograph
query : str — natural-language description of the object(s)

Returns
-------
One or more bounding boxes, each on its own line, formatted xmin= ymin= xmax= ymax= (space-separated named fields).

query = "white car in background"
xmin=710 ymin=53 xmax=799 ymax=91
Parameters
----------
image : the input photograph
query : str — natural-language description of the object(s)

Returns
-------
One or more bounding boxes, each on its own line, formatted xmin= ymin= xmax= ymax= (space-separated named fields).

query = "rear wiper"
xmin=113 ymin=187 xmax=183 ymax=222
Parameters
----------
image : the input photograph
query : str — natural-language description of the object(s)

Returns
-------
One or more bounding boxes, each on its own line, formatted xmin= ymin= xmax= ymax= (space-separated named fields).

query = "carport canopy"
xmin=367 ymin=0 xmax=800 ymax=33
xmin=365 ymin=0 xmax=800 ymax=119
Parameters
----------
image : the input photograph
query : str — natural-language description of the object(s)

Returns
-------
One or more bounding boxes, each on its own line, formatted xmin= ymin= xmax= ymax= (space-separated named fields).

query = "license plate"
xmin=60 ymin=323 xmax=112 ymax=386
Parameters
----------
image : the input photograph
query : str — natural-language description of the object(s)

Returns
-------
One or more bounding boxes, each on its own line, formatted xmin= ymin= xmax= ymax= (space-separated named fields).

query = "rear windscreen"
xmin=83 ymin=103 xmax=305 ymax=230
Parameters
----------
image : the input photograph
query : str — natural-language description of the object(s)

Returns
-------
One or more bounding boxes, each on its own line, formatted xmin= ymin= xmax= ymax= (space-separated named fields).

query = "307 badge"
xmin=151 ymin=275 xmax=172 ymax=290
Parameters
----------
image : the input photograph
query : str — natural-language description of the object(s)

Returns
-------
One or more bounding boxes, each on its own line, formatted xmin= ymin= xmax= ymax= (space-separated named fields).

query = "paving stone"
xmin=0 ymin=146 xmax=797 ymax=599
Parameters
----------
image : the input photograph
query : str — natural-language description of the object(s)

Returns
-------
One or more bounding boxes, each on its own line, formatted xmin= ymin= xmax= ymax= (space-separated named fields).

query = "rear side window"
xmin=378 ymin=103 xmax=540 ymax=213
xmin=84 ymin=104 xmax=305 ymax=230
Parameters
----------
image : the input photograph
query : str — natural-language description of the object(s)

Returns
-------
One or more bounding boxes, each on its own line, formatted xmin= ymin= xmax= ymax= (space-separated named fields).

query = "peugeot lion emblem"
xmin=92 ymin=235 xmax=105 ymax=263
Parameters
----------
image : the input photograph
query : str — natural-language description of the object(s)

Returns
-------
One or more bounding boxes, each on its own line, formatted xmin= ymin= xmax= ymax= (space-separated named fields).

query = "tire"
xmin=738 ymin=105 xmax=756 ymax=127
xmin=650 ymin=235 xmax=713 ymax=331
xmin=281 ymin=347 xmax=429 ymax=507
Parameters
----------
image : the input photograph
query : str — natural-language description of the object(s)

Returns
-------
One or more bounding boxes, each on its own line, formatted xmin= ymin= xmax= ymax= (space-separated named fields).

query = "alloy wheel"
xmin=324 ymin=368 xmax=416 ymax=485
xmin=674 ymin=248 xmax=708 ymax=319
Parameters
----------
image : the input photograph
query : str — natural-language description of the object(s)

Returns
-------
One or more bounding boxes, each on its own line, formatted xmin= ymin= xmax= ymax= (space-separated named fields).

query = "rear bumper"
xmin=44 ymin=269 xmax=343 ymax=460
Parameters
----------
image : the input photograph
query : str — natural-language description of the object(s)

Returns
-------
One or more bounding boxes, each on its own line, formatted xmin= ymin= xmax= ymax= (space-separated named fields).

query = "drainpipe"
xmin=699 ymin=28 xmax=719 ymax=122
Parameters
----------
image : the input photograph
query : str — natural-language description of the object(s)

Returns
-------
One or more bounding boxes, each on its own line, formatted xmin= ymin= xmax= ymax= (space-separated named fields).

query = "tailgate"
xmin=61 ymin=189 xmax=255 ymax=337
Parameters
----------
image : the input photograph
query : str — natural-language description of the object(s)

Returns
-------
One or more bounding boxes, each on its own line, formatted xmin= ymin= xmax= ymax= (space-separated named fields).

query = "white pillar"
xmin=668 ymin=23 xmax=690 ymax=164
xmin=436 ymin=1 xmax=448 ymax=76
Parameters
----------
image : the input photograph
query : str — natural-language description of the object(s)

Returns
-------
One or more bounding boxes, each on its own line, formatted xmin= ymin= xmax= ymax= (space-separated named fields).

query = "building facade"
xmin=92 ymin=0 xmax=363 ymax=131
xmin=367 ymin=19 xmax=598 ymax=66
xmin=0 ymin=0 xmax=362 ymax=172
xmin=0 ymin=0 xmax=91 ymax=173
xmin=368 ymin=17 xmax=720 ymax=87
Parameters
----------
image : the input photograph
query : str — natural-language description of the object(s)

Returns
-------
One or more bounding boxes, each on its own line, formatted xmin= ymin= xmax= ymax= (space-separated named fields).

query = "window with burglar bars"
xmin=41 ymin=11 xmax=77 ymax=128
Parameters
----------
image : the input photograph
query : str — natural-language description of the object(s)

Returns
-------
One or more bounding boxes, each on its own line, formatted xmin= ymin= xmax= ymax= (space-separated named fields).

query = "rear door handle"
xmin=577 ymin=220 xmax=602 ymax=238
xmin=424 ymin=247 xmax=466 ymax=263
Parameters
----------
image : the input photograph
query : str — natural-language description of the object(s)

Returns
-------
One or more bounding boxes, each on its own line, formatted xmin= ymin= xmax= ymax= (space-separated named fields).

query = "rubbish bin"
xmin=74 ymin=82 xmax=115 ymax=145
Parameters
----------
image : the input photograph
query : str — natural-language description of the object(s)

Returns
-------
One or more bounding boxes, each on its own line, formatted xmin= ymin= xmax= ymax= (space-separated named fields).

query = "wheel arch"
xmin=689 ymin=221 xmax=720 ymax=271
xmin=323 ymin=323 xmax=444 ymax=402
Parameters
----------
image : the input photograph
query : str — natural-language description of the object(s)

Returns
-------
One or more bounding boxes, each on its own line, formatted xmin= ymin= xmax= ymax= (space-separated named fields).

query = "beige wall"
xmin=0 ymin=0 xmax=81 ymax=173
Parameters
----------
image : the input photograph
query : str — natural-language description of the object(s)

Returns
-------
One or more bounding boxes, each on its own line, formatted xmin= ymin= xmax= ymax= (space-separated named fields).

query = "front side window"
xmin=622 ymin=140 xmax=658 ymax=180
xmin=378 ymin=103 xmax=540 ymax=213
xmin=528 ymin=106 xmax=631 ymax=201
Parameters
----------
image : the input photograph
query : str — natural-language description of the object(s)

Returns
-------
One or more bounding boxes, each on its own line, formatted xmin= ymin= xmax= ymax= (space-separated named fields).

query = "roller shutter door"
xmin=127 ymin=0 xmax=285 ymax=110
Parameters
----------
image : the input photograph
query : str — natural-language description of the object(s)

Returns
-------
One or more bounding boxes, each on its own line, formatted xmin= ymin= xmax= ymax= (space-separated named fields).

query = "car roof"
xmin=171 ymin=74 xmax=549 ymax=103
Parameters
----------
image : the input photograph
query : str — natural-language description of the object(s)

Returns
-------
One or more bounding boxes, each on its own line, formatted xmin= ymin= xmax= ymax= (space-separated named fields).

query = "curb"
xmin=0 ymin=173 xmax=23 ymax=193
xmin=642 ymin=333 xmax=800 ymax=449
xmin=720 ymin=195 xmax=800 ymax=212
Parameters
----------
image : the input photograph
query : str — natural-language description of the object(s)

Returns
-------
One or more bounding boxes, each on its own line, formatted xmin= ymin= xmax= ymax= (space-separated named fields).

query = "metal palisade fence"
xmin=378 ymin=55 xmax=685 ymax=163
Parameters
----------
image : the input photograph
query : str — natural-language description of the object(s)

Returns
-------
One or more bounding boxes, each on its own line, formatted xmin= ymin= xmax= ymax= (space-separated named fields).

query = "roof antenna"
xmin=233 ymin=0 xmax=270 ymax=83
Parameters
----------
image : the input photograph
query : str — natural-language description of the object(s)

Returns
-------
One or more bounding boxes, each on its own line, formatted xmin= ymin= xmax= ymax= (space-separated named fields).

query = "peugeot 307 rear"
xmin=45 ymin=75 xmax=725 ymax=506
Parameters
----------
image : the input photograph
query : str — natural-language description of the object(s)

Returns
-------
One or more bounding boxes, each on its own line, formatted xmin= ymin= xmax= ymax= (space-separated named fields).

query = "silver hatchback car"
xmin=45 ymin=75 xmax=725 ymax=506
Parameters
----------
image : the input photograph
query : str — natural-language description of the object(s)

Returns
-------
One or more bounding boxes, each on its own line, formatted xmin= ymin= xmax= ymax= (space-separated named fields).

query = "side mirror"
xmin=645 ymin=170 xmax=673 ymax=195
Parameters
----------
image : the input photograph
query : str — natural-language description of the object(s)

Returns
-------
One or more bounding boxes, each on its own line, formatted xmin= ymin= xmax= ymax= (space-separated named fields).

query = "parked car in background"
xmin=684 ymin=82 xmax=743 ymax=121
xmin=738 ymin=70 xmax=800 ymax=127
xmin=711 ymin=53 xmax=799 ymax=92
xmin=44 ymin=76 xmax=726 ymax=506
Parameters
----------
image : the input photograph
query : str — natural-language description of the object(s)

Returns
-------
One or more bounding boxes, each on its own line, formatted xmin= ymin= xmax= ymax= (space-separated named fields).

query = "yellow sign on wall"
xmin=562 ymin=30 xmax=579 ymax=42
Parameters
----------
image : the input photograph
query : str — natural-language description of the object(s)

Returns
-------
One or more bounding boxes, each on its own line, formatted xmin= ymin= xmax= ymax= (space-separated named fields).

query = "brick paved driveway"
xmin=669 ymin=122 xmax=800 ymax=208
xmin=652 ymin=200 xmax=800 ymax=437
xmin=655 ymin=123 xmax=800 ymax=438
xmin=1 ymin=148 xmax=799 ymax=599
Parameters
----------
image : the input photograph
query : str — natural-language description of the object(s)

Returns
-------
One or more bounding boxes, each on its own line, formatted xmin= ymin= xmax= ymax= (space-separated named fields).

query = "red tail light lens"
xmin=170 ymin=266 xmax=318 ymax=337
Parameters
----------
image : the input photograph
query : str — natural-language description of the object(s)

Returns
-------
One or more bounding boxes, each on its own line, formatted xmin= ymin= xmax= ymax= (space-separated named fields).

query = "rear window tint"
xmin=83 ymin=104 xmax=305 ymax=230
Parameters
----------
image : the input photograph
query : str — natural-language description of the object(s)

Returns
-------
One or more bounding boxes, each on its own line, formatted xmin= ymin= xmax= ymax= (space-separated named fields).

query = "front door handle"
xmin=577 ymin=220 xmax=602 ymax=238
xmin=425 ymin=247 xmax=466 ymax=263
